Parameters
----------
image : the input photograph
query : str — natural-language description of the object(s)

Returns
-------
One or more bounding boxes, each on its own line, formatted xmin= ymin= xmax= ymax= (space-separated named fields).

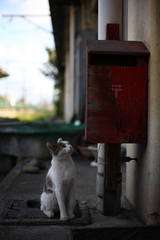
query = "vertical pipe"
xmin=98 ymin=0 xmax=122 ymax=40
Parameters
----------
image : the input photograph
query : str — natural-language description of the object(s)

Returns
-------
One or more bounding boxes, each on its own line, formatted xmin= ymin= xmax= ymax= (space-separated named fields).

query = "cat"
xmin=40 ymin=138 xmax=76 ymax=221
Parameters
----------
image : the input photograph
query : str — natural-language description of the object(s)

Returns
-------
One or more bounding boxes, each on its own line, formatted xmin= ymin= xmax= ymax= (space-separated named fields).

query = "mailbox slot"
xmin=89 ymin=54 xmax=137 ymax=66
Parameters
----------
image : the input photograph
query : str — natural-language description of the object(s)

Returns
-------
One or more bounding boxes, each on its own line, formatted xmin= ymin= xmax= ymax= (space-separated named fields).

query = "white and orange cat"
xmin=40 ymin=138 xmax=76 ymax=221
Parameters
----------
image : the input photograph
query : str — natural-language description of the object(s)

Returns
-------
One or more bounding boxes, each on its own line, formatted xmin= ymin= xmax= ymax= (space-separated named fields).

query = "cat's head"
xmin=46 ymin=138 xmax=73 ymax=158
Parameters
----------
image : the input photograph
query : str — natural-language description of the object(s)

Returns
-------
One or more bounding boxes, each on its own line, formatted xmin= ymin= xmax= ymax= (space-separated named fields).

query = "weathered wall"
xmin=126 ymin=0 xmax=160 ymax=224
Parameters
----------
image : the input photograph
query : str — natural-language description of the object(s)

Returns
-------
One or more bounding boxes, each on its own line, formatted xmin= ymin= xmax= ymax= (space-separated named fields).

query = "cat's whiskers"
xmin=72 ymin=148 xmax=83 ymax=159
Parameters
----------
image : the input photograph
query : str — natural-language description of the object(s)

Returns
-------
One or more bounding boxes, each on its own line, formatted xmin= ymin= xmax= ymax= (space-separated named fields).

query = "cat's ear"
xmin=58 ymin=138 xmax=69 ymax=144
xmin=46 ymin=142 xmax=56 ymax=155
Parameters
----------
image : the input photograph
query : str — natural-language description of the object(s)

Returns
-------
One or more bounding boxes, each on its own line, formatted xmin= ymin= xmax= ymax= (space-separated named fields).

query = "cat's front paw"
xmin=44 ymin=210 xmax=54 ymax=218
xmin=60 ymin=215 xmax=69 ymax=221
xmin=68 ymin=213 xmax=75 ymax=220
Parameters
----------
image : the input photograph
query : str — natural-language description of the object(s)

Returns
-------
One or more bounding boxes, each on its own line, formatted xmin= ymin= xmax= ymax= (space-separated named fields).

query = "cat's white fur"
xmin=40 ymin=138 xmax=76 ymax=221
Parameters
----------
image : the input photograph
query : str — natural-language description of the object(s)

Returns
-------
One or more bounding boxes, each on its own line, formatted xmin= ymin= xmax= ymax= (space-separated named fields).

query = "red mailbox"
xmin=85 ymin=40 xmax=150 ymax=143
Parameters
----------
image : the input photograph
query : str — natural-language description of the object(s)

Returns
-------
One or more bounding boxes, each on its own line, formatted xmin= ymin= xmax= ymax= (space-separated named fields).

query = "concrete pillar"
xmin=126 ymin=0 xmax=160 ymax=224
xmin=64 ymin=51 xmax=69 ymax=121
xmin=64 ymin=5 xmax=75 ymax=122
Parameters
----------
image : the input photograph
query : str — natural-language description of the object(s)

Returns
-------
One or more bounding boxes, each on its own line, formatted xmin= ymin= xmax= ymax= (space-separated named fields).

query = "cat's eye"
xmin=62 ymin=145 xmax=66 ymax=148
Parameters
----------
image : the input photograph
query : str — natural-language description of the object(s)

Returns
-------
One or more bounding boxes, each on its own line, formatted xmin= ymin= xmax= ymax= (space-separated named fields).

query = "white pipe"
xmin=98 ymin=0 xmax=122 ymax=40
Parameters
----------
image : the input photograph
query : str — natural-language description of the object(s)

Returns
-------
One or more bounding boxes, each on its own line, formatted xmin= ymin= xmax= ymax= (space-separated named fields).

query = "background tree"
xmin=41 ymin=48 xmax=64 ymax=118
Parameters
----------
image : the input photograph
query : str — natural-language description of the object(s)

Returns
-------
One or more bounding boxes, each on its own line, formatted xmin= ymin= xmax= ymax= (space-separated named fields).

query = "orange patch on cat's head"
xmin=46 ymin=142 xmax=66 ymax=156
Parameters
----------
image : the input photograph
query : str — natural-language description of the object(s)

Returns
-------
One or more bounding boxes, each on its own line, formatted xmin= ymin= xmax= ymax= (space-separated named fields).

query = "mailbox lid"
xmin=86 ymin=40 xmax=150 ymax=57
